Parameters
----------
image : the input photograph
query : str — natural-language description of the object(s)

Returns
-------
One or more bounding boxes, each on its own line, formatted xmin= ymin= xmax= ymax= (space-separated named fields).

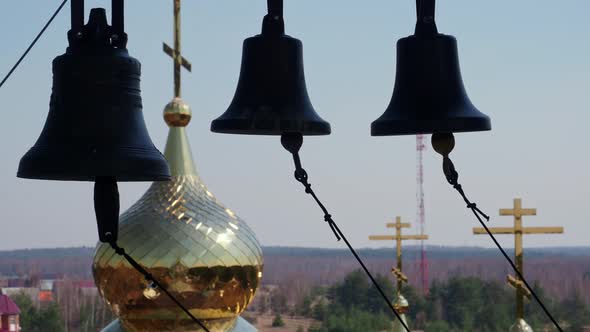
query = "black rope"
xmin=443 ymin=156 xmax=490 ymax=221
xmin=442 ymin=156 xmax=563 ymax=332
xmin=0 ymin=0 xmax=68 ymax=89
xmin=107 ymin=241 xmax=211 ymax=332
xmin=281 ymin=133 xmax=410 ymax=332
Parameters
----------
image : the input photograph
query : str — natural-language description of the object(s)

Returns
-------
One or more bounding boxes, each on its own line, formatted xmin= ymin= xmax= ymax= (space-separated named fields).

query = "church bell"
xmin=211 ymin=2 xmax=330 ymax=136
xmin=371 ymin=0 xmax=491 ymax=136
xmin=18 ymin=6 xmax=170 ymax=181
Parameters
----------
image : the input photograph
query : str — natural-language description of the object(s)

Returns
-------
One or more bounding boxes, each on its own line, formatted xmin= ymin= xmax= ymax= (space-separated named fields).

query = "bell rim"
xmin=17 ymin=145 xmax=171 ymax=182
xmin=211 ymin=118 xmax=331 ymax=136
xmin=371 ymin=118 xmax=491 ymax=136
xmin=16 ymin=173 xmax=171 ymax=182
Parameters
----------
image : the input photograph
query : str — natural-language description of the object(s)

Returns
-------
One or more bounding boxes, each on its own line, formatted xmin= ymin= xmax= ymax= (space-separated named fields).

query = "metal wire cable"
xmin=442 ymin=156 xmax=563 ymax=332
xmin=281 ymin=133 xmax=411 ymax=332
xmin=0 ymin=0 xmax=68 ymax=89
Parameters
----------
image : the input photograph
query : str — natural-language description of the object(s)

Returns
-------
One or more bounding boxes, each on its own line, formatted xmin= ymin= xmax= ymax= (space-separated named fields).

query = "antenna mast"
xmin=416 ymin=134 xmax=428 ymax=295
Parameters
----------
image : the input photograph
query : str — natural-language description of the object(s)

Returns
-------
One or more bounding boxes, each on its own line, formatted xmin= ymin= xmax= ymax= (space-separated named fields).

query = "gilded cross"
xmin=163 ymin=0 xmax=192 ymax=98
xmin=369 ymin=216 xmax=428 ymax=296
xmin=473 ymin=198 xmax=563 ymax=321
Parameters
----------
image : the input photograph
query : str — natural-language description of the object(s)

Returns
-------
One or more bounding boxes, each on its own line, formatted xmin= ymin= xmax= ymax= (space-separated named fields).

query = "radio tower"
xmin=416 ymin=134 xmax=429 ymax=295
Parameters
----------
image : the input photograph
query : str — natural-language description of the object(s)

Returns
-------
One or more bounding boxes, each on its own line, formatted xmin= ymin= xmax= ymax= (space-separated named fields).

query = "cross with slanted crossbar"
xmin=369 ymin=216 xmax=428 ymax=296
xmin=163 ymin=0 xmax=192 ymax=98
xmin=473 ymin=198 xmax=563 ymax=321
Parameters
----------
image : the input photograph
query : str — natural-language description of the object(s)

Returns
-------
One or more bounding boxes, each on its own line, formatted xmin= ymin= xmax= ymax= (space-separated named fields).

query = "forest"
xmin=258 ymin=270 xmax=590 ymax=332
xmin=1 ymin=246 xmax=589 ymax=331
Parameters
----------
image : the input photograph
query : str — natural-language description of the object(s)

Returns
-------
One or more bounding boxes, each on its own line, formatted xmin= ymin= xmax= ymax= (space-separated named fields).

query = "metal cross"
xmin=369 ymin=216 xmax=428 ymax=296
xmin=163 ymin=0 xmax=192 ymax=98
xmin=473 ymin=198 xmax=563 ymax=321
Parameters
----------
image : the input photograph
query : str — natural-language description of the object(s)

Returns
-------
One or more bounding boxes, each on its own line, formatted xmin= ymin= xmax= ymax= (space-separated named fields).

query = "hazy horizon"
xmin=1 ymin=244 xmax=588 ymax=253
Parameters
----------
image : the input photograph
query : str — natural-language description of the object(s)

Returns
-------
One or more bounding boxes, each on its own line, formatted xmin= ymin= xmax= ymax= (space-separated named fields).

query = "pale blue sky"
xmin=0 ymin=1 xmax=589 ymax=250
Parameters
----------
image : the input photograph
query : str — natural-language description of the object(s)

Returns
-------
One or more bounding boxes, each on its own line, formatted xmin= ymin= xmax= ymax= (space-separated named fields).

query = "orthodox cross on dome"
xmin=163 ymin=0 xmax=192 ymax=98
xmin=369 ymin=216 xmax=428 ymax=297
xmin=473 ymin=198 xmax=564 ymax=323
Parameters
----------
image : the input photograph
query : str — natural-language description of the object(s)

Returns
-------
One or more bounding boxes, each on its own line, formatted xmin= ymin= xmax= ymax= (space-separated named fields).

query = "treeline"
xmin=7 ymin=270 xmax=590 ymax=331
xmin=271 ymin=270 xmax=590 ymax=332
xmin=262 ymin=246 xmax=590 ymax=259
xmin=262 ymin=255 xmax=590 ymax=307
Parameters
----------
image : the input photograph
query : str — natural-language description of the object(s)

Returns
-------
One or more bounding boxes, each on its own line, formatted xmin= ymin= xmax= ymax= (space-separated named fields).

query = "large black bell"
xmin=18 ymin=8 xmax=170 ymax=181
xmin=211 ymin=9 xmax=330 ymax=136
xmin=371 ymin=0 xmax=491 ymax=136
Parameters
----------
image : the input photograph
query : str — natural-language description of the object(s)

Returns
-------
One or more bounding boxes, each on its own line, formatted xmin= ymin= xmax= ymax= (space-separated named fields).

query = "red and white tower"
xmin=416 ymin=135 xmax=429 ymax=295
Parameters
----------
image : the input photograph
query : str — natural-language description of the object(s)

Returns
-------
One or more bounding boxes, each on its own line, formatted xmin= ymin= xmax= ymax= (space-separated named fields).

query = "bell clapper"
xmin=431 ymin=132 xmax=455 ymax=156
xmin=93 ymin=176 xmax=120 ymax=243
xmin=279 ymin=133 xmax=411 ymax=332
xmin=431 ymin=133 xmax=490 ymax=222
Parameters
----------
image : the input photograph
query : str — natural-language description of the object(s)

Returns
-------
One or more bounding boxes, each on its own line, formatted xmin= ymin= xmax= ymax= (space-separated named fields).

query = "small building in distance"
xmin=37 ymin=278 xmax=55 ymax=304
xmin=0 ymin=291 xmax=20 ymax=332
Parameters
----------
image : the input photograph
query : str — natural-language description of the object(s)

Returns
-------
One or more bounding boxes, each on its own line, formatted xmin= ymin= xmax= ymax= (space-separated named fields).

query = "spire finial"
xmin=163 ymin=0 xmax=192 ymax=127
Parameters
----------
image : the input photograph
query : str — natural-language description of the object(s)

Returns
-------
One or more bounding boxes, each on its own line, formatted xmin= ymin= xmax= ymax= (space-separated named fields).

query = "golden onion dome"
xmin=93 ymin=104 xmax=263 ymax=332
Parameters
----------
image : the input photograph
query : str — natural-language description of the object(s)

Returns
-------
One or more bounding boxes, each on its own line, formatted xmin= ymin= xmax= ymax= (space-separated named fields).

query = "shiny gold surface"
xmin=94 ymin=123 xmax=263 ymax=331
xmin=392 ymin=294 xmax=409 ymax=332
xmin=392 ymin=294 xmax=409 ymax=314
xmin=164 ymin=97 xmax=192 ymax=127
xmin=96 ymin=1 xmax=262 ymax=330
xmin=94 ymin=172 xmax=263 ymax=331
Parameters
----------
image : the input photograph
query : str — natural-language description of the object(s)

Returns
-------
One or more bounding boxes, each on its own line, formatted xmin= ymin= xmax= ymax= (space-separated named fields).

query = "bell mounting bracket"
xmin=68 ymin=0 xmax=128 ymax=49
xmin=262 ymin=0 xmax=285 ymax=36
xmin=415 ymin=0 xmax=438 ymax=36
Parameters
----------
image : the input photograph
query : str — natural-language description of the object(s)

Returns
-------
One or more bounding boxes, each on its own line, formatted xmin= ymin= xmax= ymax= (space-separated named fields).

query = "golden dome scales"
xmin=93 ymin=1 xmax=263 ymax=331
xmin=93 ymin=118 xmax=263 ymax=330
